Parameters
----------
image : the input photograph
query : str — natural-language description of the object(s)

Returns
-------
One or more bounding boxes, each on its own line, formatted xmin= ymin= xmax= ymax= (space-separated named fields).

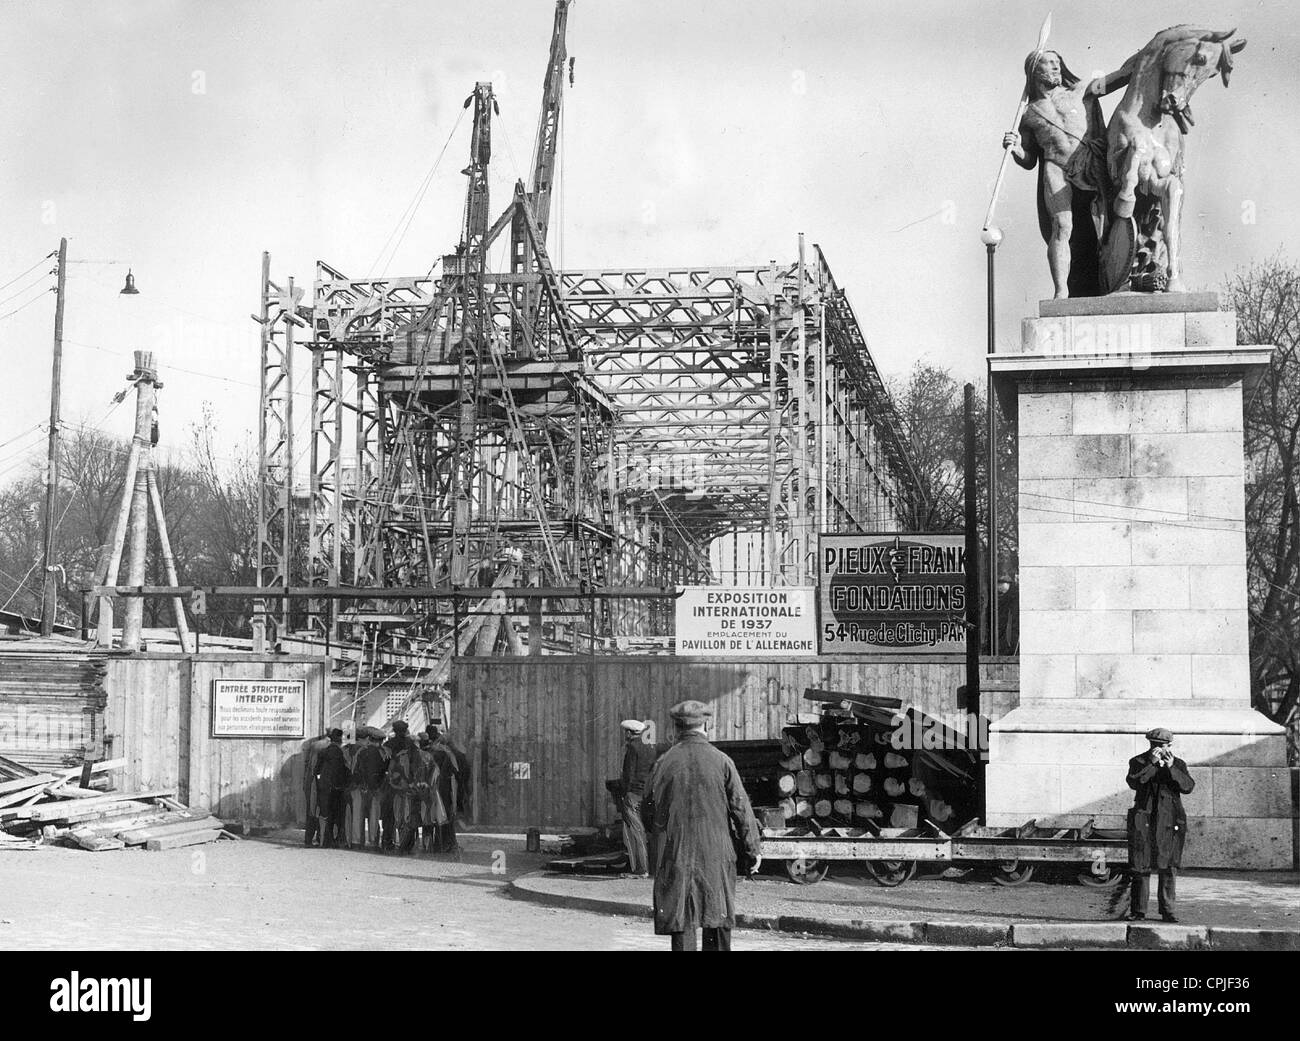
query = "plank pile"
xmin=0 ymin=757 xmax=232 ymax=852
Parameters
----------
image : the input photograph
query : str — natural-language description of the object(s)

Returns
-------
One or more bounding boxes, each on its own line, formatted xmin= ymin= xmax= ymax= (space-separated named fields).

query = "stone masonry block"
xmin=1189 ymin=654 xmax=1251 ymax=701
xmin=1020 ymin=434 xmax=1130 ymax=480
xmin=1020 ymin=521 xmax=1132 ymax=567
xmin=985 ymin=763 xmax=1061 ymax=815
xmin=1019 ymin=392 xmax=1073 ymax=435
xmin=1019 ymin=567 xmax=1075 ymax=610
xmin=1072 ymin=478 xmax=1189 ymax=525
xmin=1186 ymin=384 xmax=1243 ymax=432
xmin=1072 ymin=389 xmax=1187 ymax=435
xmin=1129 ymin=432 xmax=1243 ymax=478
xmin=1074 ymin=653 xmax=1192 ymax=700
xmin=1187 ymin=477 xmax=1244 ymax=522
xmin=1184 ymin=311 xmax=1237 ymax=347
xmin=1019 ymin=479 xmax=1075 ymax=522
xmin=1132 ymin=610 xmax=1247 ymax=655
xmin=1018 ymin=653 xmax=1077 ymax=698
xmin=1130 ymin=523 xmax=1245 ymax=566
xmin=1074 ymin=566 xmax=1188 ymax=610
xmin=1209 ymin=767 xmax=1293 ymax=817
xmin=1174 ymin=730 xmax=1286 ymax=768
xmin=1029 ymin=611 xmax=1134 ymax=655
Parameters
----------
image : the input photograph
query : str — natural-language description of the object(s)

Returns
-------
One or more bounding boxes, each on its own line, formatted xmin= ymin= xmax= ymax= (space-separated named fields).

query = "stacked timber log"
xmin=773 ymin=712 xmax=975 ymax=829
xmin=0 ymin=757 xmax=232 ymax=852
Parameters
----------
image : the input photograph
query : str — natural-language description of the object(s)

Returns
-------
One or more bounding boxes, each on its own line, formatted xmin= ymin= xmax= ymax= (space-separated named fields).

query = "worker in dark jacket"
xmin=348 ymin=730 xmax=388 ymax=849
xmin=618 ymin=719 xmax=657 ymax=877
xmin=640 ymin=700 xmax=762 ymax=951
xmin=301 ymin=733 xmax=332 ymax=847
xmin=431 ymin=728 xmax=469 ymax=854
xmin=314 ymin=728 xmax=351 ymax=848
xmin=1126 ymin=727 xmax=1195 ymax=922
xmin=379 ymin=720 xmax=418 ymax=851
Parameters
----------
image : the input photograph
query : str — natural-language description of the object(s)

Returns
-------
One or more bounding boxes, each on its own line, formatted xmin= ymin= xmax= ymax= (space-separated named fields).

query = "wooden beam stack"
xmin=0 ymin=757 xmax=232 ymax=852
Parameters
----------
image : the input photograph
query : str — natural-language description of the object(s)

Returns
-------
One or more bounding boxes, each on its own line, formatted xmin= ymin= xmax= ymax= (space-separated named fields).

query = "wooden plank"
xmin=144 ymin=828 xmax=222 ymax=851
xmin=118 ymin=816 xmax=226 ymax=845
xmin=10 ymin=790 xmax=176 ymax=823
xmin=0 ymin=753 xmax=39 ymax=778
xmin=0 ymin=772 xmax=58 ymax=796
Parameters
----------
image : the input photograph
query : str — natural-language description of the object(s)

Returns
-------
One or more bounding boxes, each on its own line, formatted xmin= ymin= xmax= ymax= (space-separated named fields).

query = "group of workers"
xmin=304 ymin=720 xmax=471 ymax=855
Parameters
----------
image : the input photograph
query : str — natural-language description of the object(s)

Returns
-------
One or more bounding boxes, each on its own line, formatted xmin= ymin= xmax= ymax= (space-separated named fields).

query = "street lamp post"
xmin=980 ymin=226 xmax=1002 ymax=656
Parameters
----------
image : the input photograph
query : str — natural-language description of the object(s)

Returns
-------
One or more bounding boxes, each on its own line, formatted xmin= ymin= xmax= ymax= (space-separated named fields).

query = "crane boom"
xmin=510 ymin=0 xmax=570 ymax=358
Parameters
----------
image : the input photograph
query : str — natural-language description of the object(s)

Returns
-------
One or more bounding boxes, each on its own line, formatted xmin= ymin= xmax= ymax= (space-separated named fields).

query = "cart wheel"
xmin=1077 ymin=864 xmax=1125 ymax=888
xmin=993 ymin=860 xmax=1036 ymax=886
xmin=865 ymin=859 xmax=917 ymax=887
xmin=784 ymin=858 xmax=829 ymax=885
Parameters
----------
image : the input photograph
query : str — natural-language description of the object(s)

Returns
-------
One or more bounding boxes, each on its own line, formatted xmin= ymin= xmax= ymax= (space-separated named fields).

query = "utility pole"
xmin=963 ymin=382 xmax=984 ymax=817
xmin=981 ymin=228 xmax=1002 ymax=655
xmin=40 ymin=238 xmax=68 ymax=636
xmin=120 ymin=352 xmax=158 ymax=651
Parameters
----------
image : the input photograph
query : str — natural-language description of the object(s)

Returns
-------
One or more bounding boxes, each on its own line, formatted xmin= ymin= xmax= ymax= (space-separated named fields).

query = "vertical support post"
xmin=147 ymin=468 xmax=192 ymax=652
xmin=766 ymin=264 xmax=779 ymax=585
xmin=121 ymin=352 xmax=157 ymax=652
xmin=282 ymin=277 xmax=296 ymax=636
xmin=985 ymin=240 xmax=1000 ymax=655
xmin=963 ymin=382 xmax=984 ymax=818
xmin=40 ymin=238 xmax=67 ymax=636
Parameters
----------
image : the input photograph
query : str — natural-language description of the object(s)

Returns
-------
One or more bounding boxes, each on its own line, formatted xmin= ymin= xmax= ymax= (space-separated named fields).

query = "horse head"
xmin=1154 ymin=26 xmax=1247 ymax=133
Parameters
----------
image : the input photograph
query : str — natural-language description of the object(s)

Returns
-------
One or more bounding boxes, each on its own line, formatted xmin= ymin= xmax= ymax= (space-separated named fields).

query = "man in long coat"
xmin=301 ymin=733 xmax=333 ymax=847
xmin=640 ymin=700 xmax=761 ymax=951
xmin=314 ymin=728 xmax=351 ymax=848
xmin=1126 ymin=726 xmax=1195 ymax=922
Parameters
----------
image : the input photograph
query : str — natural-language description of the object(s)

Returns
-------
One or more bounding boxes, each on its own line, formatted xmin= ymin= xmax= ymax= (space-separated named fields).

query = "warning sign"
xmin=211 ymin=679 xmax=306 ymax=738
xmin=819 ymin=533 xmax=967 ymax=654
xmin=674 ymin=587 xmax=816 ymax=656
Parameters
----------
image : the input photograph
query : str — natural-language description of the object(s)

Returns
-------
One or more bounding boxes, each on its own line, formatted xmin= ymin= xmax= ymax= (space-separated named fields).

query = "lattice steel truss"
xmin=257 ymin=236 xmax=922 ymax=647
xmin=255 ymin=2 xmax=922 ymax=650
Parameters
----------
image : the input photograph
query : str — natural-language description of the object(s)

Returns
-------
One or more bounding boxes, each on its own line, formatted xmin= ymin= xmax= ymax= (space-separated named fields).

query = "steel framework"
xmin=254 ymin=1 xmax=923 ymax=655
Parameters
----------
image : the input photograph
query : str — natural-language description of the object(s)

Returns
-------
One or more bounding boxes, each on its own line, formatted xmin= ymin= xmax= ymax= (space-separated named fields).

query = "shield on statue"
xmin=1099 ymin=215 xmax=1137 ymax=295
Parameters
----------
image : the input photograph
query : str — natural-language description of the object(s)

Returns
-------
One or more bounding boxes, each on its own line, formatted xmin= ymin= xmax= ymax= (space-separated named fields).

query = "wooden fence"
xmin=104 ymin=653 xmax=329 ymax=826
xmin=454 ymin=654 xmax=1019 ymax=828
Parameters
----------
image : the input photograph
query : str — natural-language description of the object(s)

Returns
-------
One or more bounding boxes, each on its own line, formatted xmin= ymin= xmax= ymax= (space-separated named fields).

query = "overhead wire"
xmin=0 ymin=251 xmax=56 ymax=295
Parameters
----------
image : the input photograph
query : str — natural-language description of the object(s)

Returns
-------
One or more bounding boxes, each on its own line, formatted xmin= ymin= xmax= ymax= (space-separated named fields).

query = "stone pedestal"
xmin=987 ymin=293 xmax=1291 ymax=869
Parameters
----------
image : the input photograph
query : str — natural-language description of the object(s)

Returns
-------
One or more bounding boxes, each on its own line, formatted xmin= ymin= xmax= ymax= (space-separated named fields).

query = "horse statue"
xmin=1100 ymin=26 xmax=1246 ymax=293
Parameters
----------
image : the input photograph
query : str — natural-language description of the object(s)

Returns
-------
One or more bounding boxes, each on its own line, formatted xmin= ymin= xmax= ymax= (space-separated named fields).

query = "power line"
xmin=0 ymin=289 xmax=51 ymax=323
xmin=0 ymin=251 xmax=56 ymax=295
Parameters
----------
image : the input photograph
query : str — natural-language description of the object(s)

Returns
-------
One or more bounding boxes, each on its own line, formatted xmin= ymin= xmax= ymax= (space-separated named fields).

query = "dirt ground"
xmin=0 ymin=832 xmax=952 ymax=951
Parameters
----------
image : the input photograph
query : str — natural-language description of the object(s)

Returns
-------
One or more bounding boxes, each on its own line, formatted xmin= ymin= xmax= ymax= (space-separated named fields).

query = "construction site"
xmin=247 ymin=2 xmax=926 ymax=734
xmin=3 ymin=2 xmax=968 ymax=834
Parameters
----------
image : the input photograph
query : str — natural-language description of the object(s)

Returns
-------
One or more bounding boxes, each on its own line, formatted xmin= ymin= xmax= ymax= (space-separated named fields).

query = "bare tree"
xmin=1229 ymin=257 xmax=1300 ymax=729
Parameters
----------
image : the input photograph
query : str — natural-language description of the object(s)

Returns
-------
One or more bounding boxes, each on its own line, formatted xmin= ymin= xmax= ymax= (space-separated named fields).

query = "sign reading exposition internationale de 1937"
xmin=674 ymin=586 xmax=817 ymax=655
xmin=818 ymin=533 xmax=967 ymax=654
xmin=211 ymin=679 xmax=307 ymax=738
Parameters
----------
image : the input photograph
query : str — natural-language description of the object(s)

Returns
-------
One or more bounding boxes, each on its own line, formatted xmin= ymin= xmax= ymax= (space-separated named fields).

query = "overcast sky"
xmin=1 ymin=0 xmax=1295 ymax=481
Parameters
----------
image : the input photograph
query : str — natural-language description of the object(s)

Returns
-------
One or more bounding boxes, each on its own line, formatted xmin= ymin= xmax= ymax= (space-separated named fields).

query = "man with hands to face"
xmin=1125 ymin=727 xmax=1195 ymax=922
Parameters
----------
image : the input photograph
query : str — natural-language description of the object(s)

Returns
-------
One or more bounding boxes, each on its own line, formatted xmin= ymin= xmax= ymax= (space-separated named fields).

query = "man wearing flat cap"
xmin=617 ymin=719 xmax=657 ymax=877
xmin=314 ymin=728 xmax=351 ymax=849
xmin=640 ymin=700 xmax=762 ymax=951
xmin=1126 ymin=727 xmax=1195 ymax=922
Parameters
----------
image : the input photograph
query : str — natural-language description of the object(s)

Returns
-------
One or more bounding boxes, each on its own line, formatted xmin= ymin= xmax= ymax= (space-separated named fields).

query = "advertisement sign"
xmin=818 ymin=533 xmax=967 ymax=654
xmin=675 ymin=586 xmax=816 ymax=656
xmin=211 ymin=679 xmax=306 ymax=738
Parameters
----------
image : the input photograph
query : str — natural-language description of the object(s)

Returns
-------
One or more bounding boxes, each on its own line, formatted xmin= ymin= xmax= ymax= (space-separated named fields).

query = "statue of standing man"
xmin=1003 ymin=50 xmax=1135 ymax=297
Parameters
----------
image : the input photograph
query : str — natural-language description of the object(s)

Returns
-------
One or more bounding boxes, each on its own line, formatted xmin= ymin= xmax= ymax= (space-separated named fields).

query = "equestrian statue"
xmin=994 ymin=24 xmax=1246 ymax=298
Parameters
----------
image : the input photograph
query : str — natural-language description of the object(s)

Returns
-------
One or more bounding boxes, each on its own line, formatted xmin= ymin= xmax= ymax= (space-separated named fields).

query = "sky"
xmin=1 ymin=0 xmax=1296 ymax=483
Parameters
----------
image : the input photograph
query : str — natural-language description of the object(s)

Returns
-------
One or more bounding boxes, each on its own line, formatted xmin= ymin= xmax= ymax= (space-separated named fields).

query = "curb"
xmin=506 ymin=873 xmax=1300 ymax=950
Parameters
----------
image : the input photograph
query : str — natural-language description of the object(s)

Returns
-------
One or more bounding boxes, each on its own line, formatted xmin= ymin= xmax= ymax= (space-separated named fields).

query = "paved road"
xmin=0 ymin=834 xmax=973 ymax=951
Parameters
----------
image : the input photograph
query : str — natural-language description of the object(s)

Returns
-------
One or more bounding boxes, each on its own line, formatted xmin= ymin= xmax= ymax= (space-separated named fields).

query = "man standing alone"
xmin=617 ymin=719 xmax=657 ymax=877
xmin=1126 ymin=727 xmax=1195 ymax=922
xmin=640 ymin=700 xmax=761 ymax=951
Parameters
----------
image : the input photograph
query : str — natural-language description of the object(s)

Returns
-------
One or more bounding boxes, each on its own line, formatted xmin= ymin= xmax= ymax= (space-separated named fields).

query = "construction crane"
xmin=510 ymin=0 xmax=570 ymax=358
